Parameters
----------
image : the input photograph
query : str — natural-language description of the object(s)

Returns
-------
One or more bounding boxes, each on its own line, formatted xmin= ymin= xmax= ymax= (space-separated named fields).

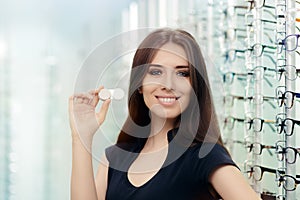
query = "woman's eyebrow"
xmin=148 ymin=64 xmax=163 ymax=67
xmin=148 ymin=64 xmax=189 ymax=68
xmin=149 ymin=64 xmax=190 ymax=69
xmin=175 ymin=65 xmax=189 ymax=69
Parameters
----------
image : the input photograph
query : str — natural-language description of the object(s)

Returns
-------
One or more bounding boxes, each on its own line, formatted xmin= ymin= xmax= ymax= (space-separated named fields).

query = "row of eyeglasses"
xmin=217 ymin=0 xmax=300 ymax=198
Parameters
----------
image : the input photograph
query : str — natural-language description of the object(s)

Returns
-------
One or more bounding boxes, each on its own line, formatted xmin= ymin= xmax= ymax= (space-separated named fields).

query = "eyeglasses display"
xmin=212 ymin=0 xmax=299 ymax=199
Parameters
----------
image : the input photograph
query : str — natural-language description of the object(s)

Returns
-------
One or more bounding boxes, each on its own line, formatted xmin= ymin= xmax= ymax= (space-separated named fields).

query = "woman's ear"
xmin=138 ymin=87 xmax=143 ymax=94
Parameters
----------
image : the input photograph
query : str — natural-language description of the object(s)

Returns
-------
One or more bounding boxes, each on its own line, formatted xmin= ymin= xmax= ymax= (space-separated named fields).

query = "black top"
xmin=105 ymin=129 xmax=237 ymax=200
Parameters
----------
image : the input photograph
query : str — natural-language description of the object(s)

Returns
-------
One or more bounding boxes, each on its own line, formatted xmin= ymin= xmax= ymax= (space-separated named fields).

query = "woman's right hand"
xmin=68 ymin=86 xmax=111 ymax=146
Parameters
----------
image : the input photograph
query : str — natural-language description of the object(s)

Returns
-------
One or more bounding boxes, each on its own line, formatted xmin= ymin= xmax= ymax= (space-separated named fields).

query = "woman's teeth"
xmin=158 ymin=97 xmax=176 ymax=103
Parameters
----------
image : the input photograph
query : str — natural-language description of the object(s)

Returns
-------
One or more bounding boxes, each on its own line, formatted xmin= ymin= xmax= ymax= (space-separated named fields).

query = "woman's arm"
xmin=71 ymin=139 xmax=98 ymax=200
xmin=69 ymin=87 xmax=110 ymax=200
xmin=95 ymin=155 xmax=109 ymax=200
xmin=209 ymin=165 xmax=262 ymax=200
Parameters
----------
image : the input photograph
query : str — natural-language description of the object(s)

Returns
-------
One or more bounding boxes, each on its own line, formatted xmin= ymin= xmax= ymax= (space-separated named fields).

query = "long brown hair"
xmin=116 ymin=28 xmax=224 ymax=150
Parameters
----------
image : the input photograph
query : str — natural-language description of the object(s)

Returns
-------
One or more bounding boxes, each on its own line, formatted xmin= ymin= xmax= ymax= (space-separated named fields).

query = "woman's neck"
xmin=142 ymin=115 xmax=175 ymax=153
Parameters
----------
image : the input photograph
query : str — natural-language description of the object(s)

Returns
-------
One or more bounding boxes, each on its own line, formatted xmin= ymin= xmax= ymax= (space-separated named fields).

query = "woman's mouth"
xmin=156 ymin=96 xmax=180 ymax=104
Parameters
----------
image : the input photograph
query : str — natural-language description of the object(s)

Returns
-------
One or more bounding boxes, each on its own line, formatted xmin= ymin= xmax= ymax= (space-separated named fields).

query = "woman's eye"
xmin=177 ymin=71 xmax=190 ymax=77
xmin=148 ymin=69 xmax=162 ymax=76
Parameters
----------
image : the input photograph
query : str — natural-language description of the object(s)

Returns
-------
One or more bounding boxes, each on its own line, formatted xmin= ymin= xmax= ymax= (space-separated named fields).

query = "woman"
xmin=69 ymin=28 xmax=261 ymax=200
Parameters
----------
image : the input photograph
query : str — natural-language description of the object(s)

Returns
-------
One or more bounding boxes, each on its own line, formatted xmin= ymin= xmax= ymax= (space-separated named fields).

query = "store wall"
xmin=0 ymin=0 xmax=299 ymax=199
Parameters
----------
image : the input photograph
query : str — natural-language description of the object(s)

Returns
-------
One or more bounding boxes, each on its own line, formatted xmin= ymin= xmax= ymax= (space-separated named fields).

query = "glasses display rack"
xmin=186 ymin=0 xmax=300 ymax=199
xmin=210 ymin=0 xmax=300 ymax=199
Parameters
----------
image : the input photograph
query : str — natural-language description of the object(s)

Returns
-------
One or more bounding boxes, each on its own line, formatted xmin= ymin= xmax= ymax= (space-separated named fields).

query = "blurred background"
xmin=0 ymin=0 xmax=299 ymax=199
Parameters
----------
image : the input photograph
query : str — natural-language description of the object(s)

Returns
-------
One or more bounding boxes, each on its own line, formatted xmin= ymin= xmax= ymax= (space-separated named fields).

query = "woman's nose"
xmin=161 ymin=72 xmax=175 ymax=91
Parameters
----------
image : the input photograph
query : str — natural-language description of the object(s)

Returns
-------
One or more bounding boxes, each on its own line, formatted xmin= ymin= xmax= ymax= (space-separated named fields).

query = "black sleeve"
xmin=192 ymin=143 xmax=238 ymax=184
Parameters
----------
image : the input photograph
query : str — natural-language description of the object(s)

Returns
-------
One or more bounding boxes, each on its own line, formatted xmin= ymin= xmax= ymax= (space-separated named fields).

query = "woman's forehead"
xmin=150 ymin=43 xmax=188 ymax=66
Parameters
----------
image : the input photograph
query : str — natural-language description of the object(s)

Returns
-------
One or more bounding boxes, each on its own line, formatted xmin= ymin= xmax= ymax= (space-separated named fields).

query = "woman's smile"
xmin=155 ymin=95 xmax=180 ymax=105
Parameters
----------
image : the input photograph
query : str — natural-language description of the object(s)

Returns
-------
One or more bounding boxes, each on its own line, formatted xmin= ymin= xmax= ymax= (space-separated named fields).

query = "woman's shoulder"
xmin=184 ymin=142 xmax=237 ymax=183
xmin=185 ymin=142 xmax=235 ymax=170
xmin=187 ymin=142 xmax=230 ymax=157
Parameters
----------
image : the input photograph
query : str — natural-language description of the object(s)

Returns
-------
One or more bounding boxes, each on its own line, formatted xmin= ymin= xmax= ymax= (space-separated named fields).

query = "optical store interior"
xmin=0 ymin=0 xmax=299 ymax=199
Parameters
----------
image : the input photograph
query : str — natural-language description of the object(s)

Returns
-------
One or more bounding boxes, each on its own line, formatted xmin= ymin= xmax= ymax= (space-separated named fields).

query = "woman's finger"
xmin=74 ymin=93 xmax=94 ymax=104
xmin=96 ymin=99 xmax=111 ymax=125
xmin=69 ymin=95 xmax=74 ymax=111
xmin=88 ymin=86 xmax=104 ymax=107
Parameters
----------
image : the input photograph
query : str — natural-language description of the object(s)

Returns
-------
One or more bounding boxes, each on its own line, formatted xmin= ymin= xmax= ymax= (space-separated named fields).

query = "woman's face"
xmin=141 ymin=42 xmax=192 ymax=120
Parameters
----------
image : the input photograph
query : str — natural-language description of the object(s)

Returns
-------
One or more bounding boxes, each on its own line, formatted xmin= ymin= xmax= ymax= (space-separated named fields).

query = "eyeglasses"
xmin=246 ymin=0 xmax=275 ymax=10
xmin=276 ymin=65 xmax=300 ymax=81
xmin=250 ymin=65 xmax=277 ymax=87
xmin=276 ymin=171 xmax=300 ymax=191
xmin=246 ymin=14 xmax=276 ymax=27
xmin=223 ymin=94 xmax=244 ymax=107
xmin=246 ymin=29 xmax=276 ymax=51
xmin=245 ymin=165 xmax=278 ymax=181
xmin=245 ymin=53 xmax=276 ymax=68
xmin=224 ymin=139 xmax=246 ymax=146
xmin=224 ymin=94 xmax=276 ymax=107
xmin=245 ymin=142 xmax=275 ymax=155
xmin=226 ymin=28 xmax=247 ymax=41
xmin=223 ymin=116 xmax=244 ymax=130
xmin=245 ymin=117 xmax=275 ymax=132
xmin=276 ymin=87 xmax=300 ymax=108
xmin=275 ymin=116 xmax=300 ymax=136
xmin=277 ymin=34 xmax=300 ymax=53
xmin=223 ymin=71 xmax=249 ymax=84
xmin=223 ymin=70 xmax=274 ymax=85
xmin=276 ymin=144 xmax=300 ymax=164
xmin=247 ymin=43 xmax=277 ymax=57
xmin=226 ymin=5 xmax=249 ymax=17
xmin=225 ymin=44 xmax=277 ymax=62
xmin=246 ymin=94 xmax=277 ymax=108
xmin=224 ymin=49 xmax=246 ymax=63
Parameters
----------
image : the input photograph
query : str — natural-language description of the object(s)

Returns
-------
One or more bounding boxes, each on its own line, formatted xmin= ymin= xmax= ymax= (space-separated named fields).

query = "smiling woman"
xmin=69 ymin=28 xmax=261 ymax=200
xmin=141 ymin=43 xmax=192 ymax=120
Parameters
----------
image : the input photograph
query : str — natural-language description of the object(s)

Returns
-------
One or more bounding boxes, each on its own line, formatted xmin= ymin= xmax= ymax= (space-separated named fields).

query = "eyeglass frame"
xmin=275 ymin=64 xmax=300 ymax=81
xmin=246 ymin=0 xmax=275 ymax=10
xmin=276 ymin=144 xmax=300 ymax=164
xmin=245 ymin=164 xmax=280 ymax=181
xmin=245 ymin=141 xmax=276 ymax=156
xmin=275 ymin=115 xmax=300 ymax=136
xmin=276 ymin=87 xmax=300 ymax=109
xmin=223 ymin=116 xmax=245 ymax=130
xmin=276 ymin=171 xmax=300 ymax=191
xmin=224 ymin=93 xmax=276 ymax=108
xmin=247 ymin=43 xmax=277 ymax=57
xmin=244 ymin=117 xmax=276 ymax=132
xmin=277 ymin=34 xmax=300 ymax=53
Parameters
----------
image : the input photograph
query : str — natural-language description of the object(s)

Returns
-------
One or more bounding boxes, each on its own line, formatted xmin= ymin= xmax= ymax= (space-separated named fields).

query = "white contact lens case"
xmin=99 ymin=88 xmax=124 ymax=100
